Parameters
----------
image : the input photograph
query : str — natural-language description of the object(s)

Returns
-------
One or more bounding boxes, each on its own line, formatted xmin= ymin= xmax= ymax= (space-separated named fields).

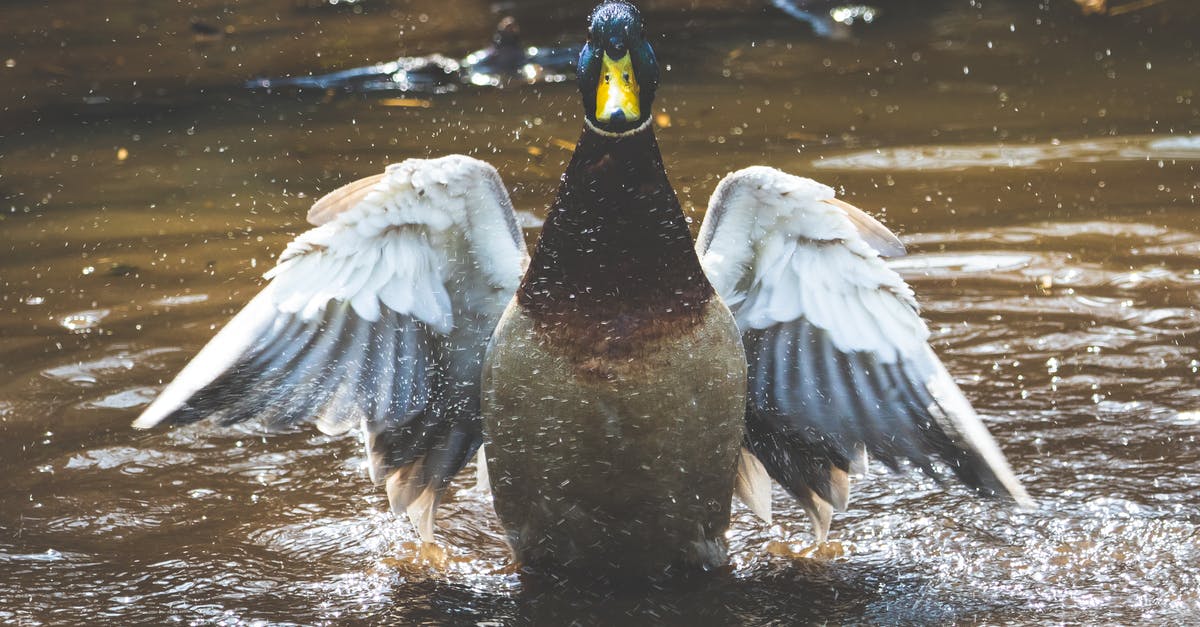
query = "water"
xmin=2 ymin=0 xmax=1199 ymax=623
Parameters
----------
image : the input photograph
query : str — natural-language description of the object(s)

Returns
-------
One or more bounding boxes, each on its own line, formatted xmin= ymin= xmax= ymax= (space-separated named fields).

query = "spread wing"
xmin=697 ymin=166 xmax=1030 ymax=540
xmin=133 ymin=155 xmax=528 ymax=540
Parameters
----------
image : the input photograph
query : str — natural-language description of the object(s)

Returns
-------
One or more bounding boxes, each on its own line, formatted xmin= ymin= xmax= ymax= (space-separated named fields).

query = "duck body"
xmin=483 ymin=299 xmax=746 ymax=574
xmin=483 ymin=125 xmax=747 ymax=575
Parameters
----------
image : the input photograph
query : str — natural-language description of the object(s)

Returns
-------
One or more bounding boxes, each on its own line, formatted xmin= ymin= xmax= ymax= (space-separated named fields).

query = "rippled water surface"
xmin=2 ymin=0 xmax=1199 ymax=624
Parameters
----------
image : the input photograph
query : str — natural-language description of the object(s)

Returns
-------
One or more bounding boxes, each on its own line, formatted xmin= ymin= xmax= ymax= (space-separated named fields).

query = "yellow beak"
xmin=595 ymin=51 xmax=640 ymax=123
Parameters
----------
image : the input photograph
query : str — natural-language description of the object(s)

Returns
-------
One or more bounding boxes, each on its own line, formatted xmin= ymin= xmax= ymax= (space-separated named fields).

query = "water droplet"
xmin=59 ymin=309 xmax=109 ymax=332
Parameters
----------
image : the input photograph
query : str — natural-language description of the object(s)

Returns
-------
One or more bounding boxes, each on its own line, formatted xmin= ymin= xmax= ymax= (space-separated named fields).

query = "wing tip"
xmin=131 ymin=401 xmax=173 ymax=430
xmin=994 ymin=476 xmax=1035 ymax=510
xmin=735 ymin=448 xmax=774 ymax=525
xmin=386 ymin=468 xmax=441 ymax=543
xmin=821 ymin=197 xmax=907 ymax=258
xmin=307 ymin=172 xmax=389 ymax=226
xmin=130 ymin=415 xmax=157 ymax=430
xmin=804 ymin=492 xmax=833 ymax=543
xmin=957 ymin=447 xmax=1033 ymax=509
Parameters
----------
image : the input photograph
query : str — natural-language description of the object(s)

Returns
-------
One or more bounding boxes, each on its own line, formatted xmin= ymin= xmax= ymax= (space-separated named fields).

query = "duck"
xmin=135 ymin=0 xmax=1030 ymax=577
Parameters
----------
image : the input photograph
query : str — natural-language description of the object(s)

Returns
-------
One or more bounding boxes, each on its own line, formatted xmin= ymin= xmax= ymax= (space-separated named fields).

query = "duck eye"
xmin=622 ymin=73 xmax=630 ymax=83
xmin=604 ymin=74 xmax=611 ymax=83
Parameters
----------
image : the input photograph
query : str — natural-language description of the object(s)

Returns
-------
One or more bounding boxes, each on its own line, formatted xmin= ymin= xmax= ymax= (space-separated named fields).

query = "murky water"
xmin=3 ymin=0 xmax=1199 ymax=623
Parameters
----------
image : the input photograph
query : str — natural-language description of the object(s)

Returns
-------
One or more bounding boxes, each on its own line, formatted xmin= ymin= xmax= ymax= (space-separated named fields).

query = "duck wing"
xmin=133 ymin=155 xmax=528 ymax=540
xmin=696 ymin=166 xmax=1029 ymax=540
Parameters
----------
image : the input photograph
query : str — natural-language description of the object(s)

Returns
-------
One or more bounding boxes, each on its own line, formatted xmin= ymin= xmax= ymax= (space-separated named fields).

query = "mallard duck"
xmin=135 ymin=1 xmax=1029 ymax=577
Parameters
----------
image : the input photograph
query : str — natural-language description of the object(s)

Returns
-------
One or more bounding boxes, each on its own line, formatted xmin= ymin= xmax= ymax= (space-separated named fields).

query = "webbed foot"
xmin=767 ymin=539 xmax=846 ymax=560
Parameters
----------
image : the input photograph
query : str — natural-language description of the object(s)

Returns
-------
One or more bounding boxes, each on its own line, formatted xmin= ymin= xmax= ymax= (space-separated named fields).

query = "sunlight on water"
xmin=815 ymin=135 xmax=1200 ymax=172
xmin=57 ymin=309 xmax=110 ymax=333
xmin=41 ymin=348 xmax=180 ymax=386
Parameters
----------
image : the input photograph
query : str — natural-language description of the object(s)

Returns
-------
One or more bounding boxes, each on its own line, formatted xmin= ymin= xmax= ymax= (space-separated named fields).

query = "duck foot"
xmin=766 ymin=539 xmax=846 ymax=560
xmin=379 ymin=540 xmax=452 ymax=572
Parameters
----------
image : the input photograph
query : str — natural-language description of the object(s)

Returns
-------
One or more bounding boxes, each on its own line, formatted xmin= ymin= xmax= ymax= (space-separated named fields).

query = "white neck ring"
xmin=584 ymin=115 xmax=653 ymax=138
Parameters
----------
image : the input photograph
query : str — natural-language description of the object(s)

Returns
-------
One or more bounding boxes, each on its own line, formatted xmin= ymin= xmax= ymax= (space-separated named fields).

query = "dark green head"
xmin=577 ymin=2 xmax=660 ymax=135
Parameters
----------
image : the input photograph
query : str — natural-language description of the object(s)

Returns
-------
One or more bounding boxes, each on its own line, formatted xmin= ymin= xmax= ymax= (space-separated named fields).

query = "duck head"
xmin=577 ymin=2 xmax=660 ymax=135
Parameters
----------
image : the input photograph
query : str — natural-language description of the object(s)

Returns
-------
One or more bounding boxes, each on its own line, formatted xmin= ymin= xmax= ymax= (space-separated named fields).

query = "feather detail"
xmin=698 ymin=166 xmax=1031 ymax=540
xmin=133 ymin=155 xmax=531 ymax=542
xmin=307 ymin=173 xmax=388 ymax=226
xmin=821 ymin=198 xmax=906 ymax=258
xmin=734 ymin=448 xmax=773 ymax=524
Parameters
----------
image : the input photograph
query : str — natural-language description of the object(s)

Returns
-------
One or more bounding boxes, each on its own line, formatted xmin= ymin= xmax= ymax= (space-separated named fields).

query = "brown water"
xmin=3 ymin=0 xmax=1199 ymax=624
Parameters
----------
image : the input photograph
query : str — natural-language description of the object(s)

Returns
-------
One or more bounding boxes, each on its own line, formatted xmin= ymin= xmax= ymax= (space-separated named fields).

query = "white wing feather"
xmin=698 ymin=167 xmax=920 ymax=361
xmin=134 ymin=155 xmax=529 ymax=542
xmin=697 ymin=166 xmax=1029 ymax=539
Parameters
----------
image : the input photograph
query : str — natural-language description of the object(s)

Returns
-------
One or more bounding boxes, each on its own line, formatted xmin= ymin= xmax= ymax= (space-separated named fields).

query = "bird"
xmin=134 ymin=0 xmax=1030 ymax=578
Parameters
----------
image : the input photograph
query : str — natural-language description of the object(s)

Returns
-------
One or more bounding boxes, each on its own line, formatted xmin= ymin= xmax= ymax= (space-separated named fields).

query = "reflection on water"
xmin=815 ymin=134 xmax=1200 ymax=171
xmin=245 ymin=34 xmax=578 ymax=94
xmin=2 ymin=0 xmax=1199 ymax=624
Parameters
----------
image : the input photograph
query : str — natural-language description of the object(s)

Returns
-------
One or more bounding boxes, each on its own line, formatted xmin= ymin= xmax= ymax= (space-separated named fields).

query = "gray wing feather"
xmin=134 ymin=156 xmax=528 ymax=541
xmin=745 ymin=316 xmax=1019 ymax=495
xmin=699 ymin=167 xmax=1030 ymax=539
